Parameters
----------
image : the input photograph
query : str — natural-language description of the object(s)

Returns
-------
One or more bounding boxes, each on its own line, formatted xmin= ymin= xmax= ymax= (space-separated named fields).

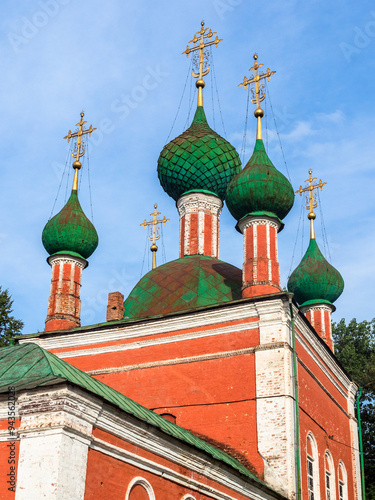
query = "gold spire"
xmin=140 ymin=204 xmax=170 ymax=270
xmin=182 ymin=21 xmax=222 ymax=107
xmin=238 ymin=53 xmax=275 ymax=140
xmin=63 ymin=111 xmax=97 ymax=191
xmin=296 ymin=169 xmax=327 ymax=239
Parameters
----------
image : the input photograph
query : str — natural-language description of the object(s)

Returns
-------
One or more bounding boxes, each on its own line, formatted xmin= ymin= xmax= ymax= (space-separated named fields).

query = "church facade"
xmin=0 ymin=23 xmax=361 ymax=500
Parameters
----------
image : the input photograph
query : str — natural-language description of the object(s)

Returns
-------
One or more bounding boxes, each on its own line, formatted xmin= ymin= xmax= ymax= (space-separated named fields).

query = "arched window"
xmin=325 ymin=451 xmax=336 ymax=500
xmin=338 ymin=461 xmax=348 ymax=500
xmin=125 ymin=477 xmax=155 ymax=500
xmin=307 ymin=432 xmax=320 ymax=499
xmin=181 ymin=496 xmax=197 ymax=500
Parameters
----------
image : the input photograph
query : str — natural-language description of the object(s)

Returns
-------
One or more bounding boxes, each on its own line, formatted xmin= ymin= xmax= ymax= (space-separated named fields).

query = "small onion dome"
xmin=157 ymin=106 xmax=241 ymax=201
xmin=123 ymin=255 xmax=242 ymax=320
xmin=287 ymin=238 xmax=344 ymax=307
xmin=226 ymin=139 xmax=294 ymax=224
xmin=42 ymin=190 xmax=98 ymax=260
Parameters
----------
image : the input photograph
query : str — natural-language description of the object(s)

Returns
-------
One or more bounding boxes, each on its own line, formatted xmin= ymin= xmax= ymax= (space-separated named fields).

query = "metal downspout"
xmin=357 ymin=387 xmax=366 ymax=500
xmin=289 ymin=296 xmax=302 ymax=499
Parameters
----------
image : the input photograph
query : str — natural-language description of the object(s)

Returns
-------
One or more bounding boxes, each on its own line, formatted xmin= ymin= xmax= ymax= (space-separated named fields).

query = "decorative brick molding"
xmin=177 ymin=192 xmax=223 ymax=258
xmin=238 ymin=215 xmax=283 ymax=298
xmin=45 ymin=253 xmax=88 ymax=332
xmin=301 ymin=303 xmax=335 ymax=351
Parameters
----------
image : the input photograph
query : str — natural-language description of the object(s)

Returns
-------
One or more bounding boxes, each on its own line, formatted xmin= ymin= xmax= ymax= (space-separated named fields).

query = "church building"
xmin=0 ymin=22 xmax=361 ymax=500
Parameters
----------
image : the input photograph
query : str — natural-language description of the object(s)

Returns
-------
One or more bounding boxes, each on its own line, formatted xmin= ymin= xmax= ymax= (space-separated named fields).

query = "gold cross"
xmin=182 ymin=21 xmax=222 ymax=107
xmin=63 ymin=111 xmax=97 ymax=190
xmin=296 ymin=169 xmax=327 ymax=239
xmin=140 ymin=204 xmax=170 ymax=270
xmin=238 ymin=53 xmax=276 ymax=140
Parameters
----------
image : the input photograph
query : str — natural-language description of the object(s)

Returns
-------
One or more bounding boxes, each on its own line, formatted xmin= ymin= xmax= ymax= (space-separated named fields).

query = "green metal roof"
xmin=42 ymin=190 xmax=98 ymax=259
xmin=157 ymin=106 xmax=241 ymax=201
xmin=287 ymin=238 xmax=344 ymax=307
xmin=226 ymin=139 xmax=294 ymax=222
xmin=123 ymin=255 xmax=242 ymax=320
xmin=0 ymin=343 xmax=269 ymax=490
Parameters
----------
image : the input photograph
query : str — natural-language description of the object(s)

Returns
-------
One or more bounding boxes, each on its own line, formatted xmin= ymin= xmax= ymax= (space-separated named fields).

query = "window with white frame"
xmin=307 ymin=455 xmax=315 ymax=500
xmin=307 ymin=432 xmax=320 ymax=500
xmin=338 ymin=461 xmax=347 ymax=500
xmin=125 ymin=477 xmax=155 ymax=500
xmin=325 ymin=451 xmax=336 ymax=500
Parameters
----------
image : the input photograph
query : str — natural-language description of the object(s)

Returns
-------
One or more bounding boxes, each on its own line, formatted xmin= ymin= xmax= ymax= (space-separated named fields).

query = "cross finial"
xmin=295 ymin=169 xmax=327 ymax=239
xmin=63 ymin=111 xmax=97 ymax=191
xmin=140 ymin=204 xmax=170 ymax=270
xmin=182 ymin=22 xmax=223 ymax=107
xmin=238 ymin=53 xmax=276 ymax=140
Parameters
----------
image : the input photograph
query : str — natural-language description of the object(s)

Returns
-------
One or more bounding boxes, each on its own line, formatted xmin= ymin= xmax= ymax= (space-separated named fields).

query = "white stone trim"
xmin=93 ymin=406 xmax=282 ymax=500
xmin=20 ymin=301 xmax=261 ymax=350
xmin=14 ymin=386 xmax=102 ymax=500
xmin=85 ymin=343 xmax=286 ymax=376
xmin=47 ymin=253 xmax=87 ymax=269
xmin=55 ymin=320 xmax=259 ymax=359
xmin=125 ymin=476 xmax=155 ymax=500
xmin=177 ymin=192 xmax=223 ymax=217
xmin=237 ymin=215 xmax=281 ymax=234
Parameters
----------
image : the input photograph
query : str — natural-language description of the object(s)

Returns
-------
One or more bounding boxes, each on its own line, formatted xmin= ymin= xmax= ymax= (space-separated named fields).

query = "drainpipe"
xmin=289 ymin=295 xmax=302 ymax=499
xmin=357 ymin=387 xmax=366 ymax=500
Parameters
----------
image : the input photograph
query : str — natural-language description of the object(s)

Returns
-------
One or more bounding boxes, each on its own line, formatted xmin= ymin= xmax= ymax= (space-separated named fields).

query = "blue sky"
xmin=0 ymin=0 xmax=374 ymax=334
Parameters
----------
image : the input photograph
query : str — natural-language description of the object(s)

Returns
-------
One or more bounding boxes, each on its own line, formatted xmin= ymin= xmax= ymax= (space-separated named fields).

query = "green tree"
xmin=332 ymin=318 xmax=375 ymax=500
xmin=0 ymin=287 xmax=24 ymax=347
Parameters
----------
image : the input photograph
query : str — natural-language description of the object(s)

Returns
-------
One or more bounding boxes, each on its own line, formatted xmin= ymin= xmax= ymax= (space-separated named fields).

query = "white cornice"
xmin=20 ymin=301 xmax=262 ymax=350
xmin=54 ymin=321 xmax=259 ymax=359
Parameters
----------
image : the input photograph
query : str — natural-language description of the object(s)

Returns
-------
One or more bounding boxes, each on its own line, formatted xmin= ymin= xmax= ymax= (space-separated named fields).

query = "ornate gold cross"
xmin=140 ymin=204 xmax=170 ymax=270
xmin=182 ymin=21 xmax=222 ymax=107
xmin=296 ymin=169 xmax=327 ymax=239
xmin=63 ymin=111 xmax=97 ymax=190
xmin=238 ymin=53 xmax=275 ymax=140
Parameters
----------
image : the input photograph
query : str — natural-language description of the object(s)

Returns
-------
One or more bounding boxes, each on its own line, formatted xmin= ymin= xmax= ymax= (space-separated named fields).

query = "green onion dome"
xmin=157 ymin=106 xmax=241 ymax=201
xmin=287 ymin=238 xmax=344 ymax=307
xmin=123 ymin=255 xmax=242 ymax=320
xmin=42 ymin=190 xmax=98 ymax=260
xmin=226 ymin=139 xmax=294 ymax=223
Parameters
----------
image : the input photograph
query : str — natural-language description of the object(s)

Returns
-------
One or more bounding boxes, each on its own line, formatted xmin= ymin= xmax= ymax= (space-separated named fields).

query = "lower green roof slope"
xmin=0 ymin=343 xmax=266 ymax=489
xmin=123 ymin=255 xmax=242 ymax=320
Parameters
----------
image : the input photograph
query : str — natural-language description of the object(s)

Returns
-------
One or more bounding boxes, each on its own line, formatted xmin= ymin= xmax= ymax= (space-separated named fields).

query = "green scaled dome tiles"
xmin=287 ymin=238 xmax=344 ymax=307
xmin=123 ymin=255 xmax=242 ymax=320
xmin=42 ymin=190 xmax=99 ymax=259
xmin=157 ymin=106 xmax=241 ymax=201
xmin=226 ymin=139 xmax=294 ymax=222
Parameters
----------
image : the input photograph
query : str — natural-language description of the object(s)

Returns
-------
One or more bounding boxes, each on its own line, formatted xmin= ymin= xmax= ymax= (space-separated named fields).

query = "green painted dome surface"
xmin=123 ymin=255 xmax=242 ymax=320
xmin=157 ymin=106 xmax=241 ymax=201
xmin=226 ymin=139 xmax=294 ymax=221
xmin=287 ymin=238 xmax=344 ymax=307
xmin=42 ymin=190 xmax=98 ymax=259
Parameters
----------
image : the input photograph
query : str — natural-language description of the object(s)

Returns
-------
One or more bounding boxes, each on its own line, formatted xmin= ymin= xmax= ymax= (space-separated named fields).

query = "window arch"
xmin=181 ymin=496 xmax=197 ymax=500
xmin=125 ymin=477 xmax=155 ymax=500
xmin=324 ymin=451 xmax=336 ymax=500
xmin=338 ymin=461 xmax=348 ymax=500
xmin=307 ymin=432 xmax=320 ymax=499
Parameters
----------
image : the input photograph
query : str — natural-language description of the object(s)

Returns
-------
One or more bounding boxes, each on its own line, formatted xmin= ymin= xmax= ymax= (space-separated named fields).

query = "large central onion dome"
xmin=157 ymin=106 xmax=241 ymax=201
xmin=287 ymin=238 xmax=344 ymax=307
xmin=123 ymin=255 xmax=242 ymax=320
xmin=42 ymin=190 xmax=98 ymax=260
xmin=226 ymin=139 xmax=294 ymax=224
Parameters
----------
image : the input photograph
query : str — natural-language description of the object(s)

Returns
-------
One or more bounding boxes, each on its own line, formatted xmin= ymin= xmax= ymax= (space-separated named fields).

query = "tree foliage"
xmin=332 ymin=318 xmax=375 ymax=500
xmin=0 ymin=287 xmax=24 ymax=347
